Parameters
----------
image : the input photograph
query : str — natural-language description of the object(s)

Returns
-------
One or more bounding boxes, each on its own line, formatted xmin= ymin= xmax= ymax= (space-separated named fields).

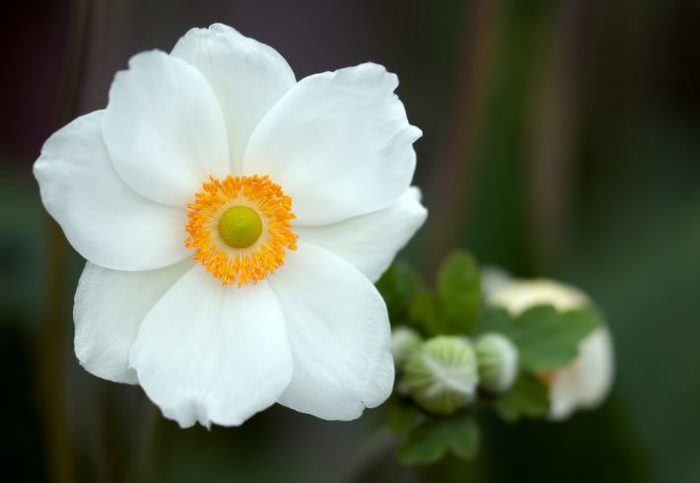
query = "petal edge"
xmin=129 ymin=265 xmax=293 ymax=427
xmin=244 ymin=63 xmax=421 ymax=225
xmin=33 ymin=110 xmax=190 ymax=271
xmin=74 ymin=260 xmax=192 ymax=384
xmin=295 ymin=187 xmax=427 ymax=281
xmin=270 ymin=241 xmax=394 ymax=420
xmin=172 ymin=23 xmax=296 ymax=173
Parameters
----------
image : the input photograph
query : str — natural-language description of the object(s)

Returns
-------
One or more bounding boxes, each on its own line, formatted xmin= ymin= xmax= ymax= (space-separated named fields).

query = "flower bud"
xmin=489 ymin=278 xmax=588 ymax=315
xmin=475 ymin=333 xmax=518 ymax=393
xmin=480 ymin=266 xmax=513 ymax=299
xmin=390 ymin=326 xmax=423 ymax=368
xmin=489 ymin=278 xmax=614 ymax=420
xmin=548 ymin=326 xmax=614 ymax=420
xmin=403 ymin=336 xmax=478 ymax=415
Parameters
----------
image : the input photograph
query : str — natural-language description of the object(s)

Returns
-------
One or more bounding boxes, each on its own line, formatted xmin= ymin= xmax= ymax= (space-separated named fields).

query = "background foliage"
xmin=2 ymin=0 xmax=699 ymax=482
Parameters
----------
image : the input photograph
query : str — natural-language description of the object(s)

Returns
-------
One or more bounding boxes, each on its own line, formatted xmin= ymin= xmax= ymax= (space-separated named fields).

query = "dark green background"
xmin=2 ymin=0 xmax=699 ymax=481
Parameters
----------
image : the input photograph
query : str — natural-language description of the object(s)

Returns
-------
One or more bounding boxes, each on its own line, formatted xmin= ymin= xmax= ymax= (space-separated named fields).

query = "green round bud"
xmin=217 ymin=205 xmax=263 ymax=248
xmin=403 ymin=336 xmax=478 ymax=415
xmin=475 ymin=333 xmax=518 ymax=393
xmin=390 ymin=326 xmax=423 ymax=368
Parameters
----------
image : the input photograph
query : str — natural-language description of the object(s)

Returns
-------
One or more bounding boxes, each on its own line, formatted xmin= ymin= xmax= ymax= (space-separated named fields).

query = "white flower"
xmin=480 ymin=265 xmax=513 ymax=299
xmin=33 ymin=24 xmax=427 ymax=427
xmin=490 ymin=279 xmax=614 ymax=420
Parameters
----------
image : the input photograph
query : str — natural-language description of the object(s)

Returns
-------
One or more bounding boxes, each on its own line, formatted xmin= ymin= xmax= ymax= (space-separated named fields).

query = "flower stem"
xmin=38 ymin=0 xmax=92 ymax=482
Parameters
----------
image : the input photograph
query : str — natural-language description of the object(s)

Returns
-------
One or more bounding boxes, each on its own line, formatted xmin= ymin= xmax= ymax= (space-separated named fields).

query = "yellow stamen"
xmin=185 ymin=175 xmax=297 ymax=286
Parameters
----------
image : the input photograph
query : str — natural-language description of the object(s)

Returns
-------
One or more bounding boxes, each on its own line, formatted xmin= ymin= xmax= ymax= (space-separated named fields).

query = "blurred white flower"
xmin=480 ymin=265 xmax=513 ymax=298
xmin=34 ymin=24 xmax=426 ymax=427
xmin=490 ymin=279 xmax=614 ymax=420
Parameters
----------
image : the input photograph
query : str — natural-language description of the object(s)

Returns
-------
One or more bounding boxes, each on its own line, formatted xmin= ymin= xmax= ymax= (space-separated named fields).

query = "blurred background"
xmin=2 ymin=0 xmax=699 ymax=481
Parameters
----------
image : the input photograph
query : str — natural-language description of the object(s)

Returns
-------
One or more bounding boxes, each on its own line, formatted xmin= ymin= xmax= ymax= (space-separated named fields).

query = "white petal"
xmin=33 ymin=111 xmax=190 ymax=271
xmin=573 ymin=326 xmax=614 ymax=408
xmin=295 ymin=187 xmax=427 ymax=281
xmin=129 ymin=265 xmax=292 ymax=428
xmin=243 ymin=63 xmax=421 ymax=225
xmin=549 ymin=327 xmax=614 ymax=420
xmin=102 ymin=51 xmax=229 ymax=206
xmin=480 ymin=266 xmax=514 ymax=299
xmin=172 ymin=23 xmax=296 ymax=173
xmin=490 ymin=279 xmax=589 ymax=315
xmin=549 ymin=376 xmax=579 ymax=420
xmin=74 ymin=260 xmax=192 ymax=384
xmin=269 ymin=241 xmax=394 ymax=420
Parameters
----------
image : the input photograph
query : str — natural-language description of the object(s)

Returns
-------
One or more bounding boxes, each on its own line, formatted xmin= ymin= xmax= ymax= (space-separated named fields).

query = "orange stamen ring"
xmin=185 ymin=175 xmax=297 ymax=286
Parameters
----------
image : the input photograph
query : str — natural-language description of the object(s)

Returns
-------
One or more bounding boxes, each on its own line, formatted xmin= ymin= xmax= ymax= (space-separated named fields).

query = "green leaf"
xmin=384 ymin=398 xmax=420 ymax=435
xmin=397 ymin=422 xmax=447 ymax=465
xmin=477 ymin=305 xmax=512 ymax=334
xmin=408 ymin=289 xmax=441 ymax=335
xmin=376 ymin=262 xmax=423 ymax=327
xmin=436 ymin=251 xmax=481 ymax=334
xmin=446 ymin=415 xmax=480 ymax=460
xmin=508 ymin=305 xmax=602 ymax=371
xmin=494 ymin=372 xmax=550 ymax=421
xmin=397 ymin=415 xmax=479 ymax=465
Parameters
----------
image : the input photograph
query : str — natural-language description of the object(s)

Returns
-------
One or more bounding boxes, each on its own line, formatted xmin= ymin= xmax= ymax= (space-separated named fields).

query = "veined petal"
xmin=129 ymin=264 xmax=292 ymax=428
xmin=33 ymin=110 xmax=190 ymax=271
xmin=243 ymin=63 xmax=421 ymax=225
xmin=295 ymin=187 xmax=427 ymax=282
xmin=102 ymin=50 xmax=229 ymax=206
xmin=74 ymin=260 xmax=192 ymax=384
xmin=172 ymin=23 xmax=296 ymax=173
xmin=269 ymin=241 xmax=394 ymax=420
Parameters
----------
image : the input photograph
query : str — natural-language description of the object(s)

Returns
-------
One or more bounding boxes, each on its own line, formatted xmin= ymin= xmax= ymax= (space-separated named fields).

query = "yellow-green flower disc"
xmin=217 ymin=205 xmax=263 ymax=249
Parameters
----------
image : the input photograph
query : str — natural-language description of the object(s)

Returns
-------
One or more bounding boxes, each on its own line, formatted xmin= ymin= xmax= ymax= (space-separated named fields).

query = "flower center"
xmin=217 ymin=205 xmax=262 ymax=248
xmin=185 ymin=175 xmax=297 ymax=286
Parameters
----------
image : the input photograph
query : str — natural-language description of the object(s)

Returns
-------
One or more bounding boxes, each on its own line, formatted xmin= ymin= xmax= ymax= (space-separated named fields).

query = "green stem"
xmin=423 ymin=0 xmax=500 ymax=271
xmin=38 ymin=0 xmax=92 ymax=482
xmin=39 ymin=222 xmax=73 ymax=483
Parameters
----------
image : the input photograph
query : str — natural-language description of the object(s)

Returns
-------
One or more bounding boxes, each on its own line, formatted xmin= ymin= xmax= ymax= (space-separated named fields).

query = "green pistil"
xmin=217 ymin=206 xmax=263 ymax=249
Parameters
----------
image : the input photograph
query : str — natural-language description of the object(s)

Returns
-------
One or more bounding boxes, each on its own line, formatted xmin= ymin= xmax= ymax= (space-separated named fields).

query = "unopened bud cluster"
xmin=391 ymin=327 xmax=519 ymax=415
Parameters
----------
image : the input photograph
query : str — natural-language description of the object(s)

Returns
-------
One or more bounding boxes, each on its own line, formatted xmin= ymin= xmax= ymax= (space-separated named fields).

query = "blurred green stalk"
xmin=38 ymin=0 xmax=92 ymax=482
